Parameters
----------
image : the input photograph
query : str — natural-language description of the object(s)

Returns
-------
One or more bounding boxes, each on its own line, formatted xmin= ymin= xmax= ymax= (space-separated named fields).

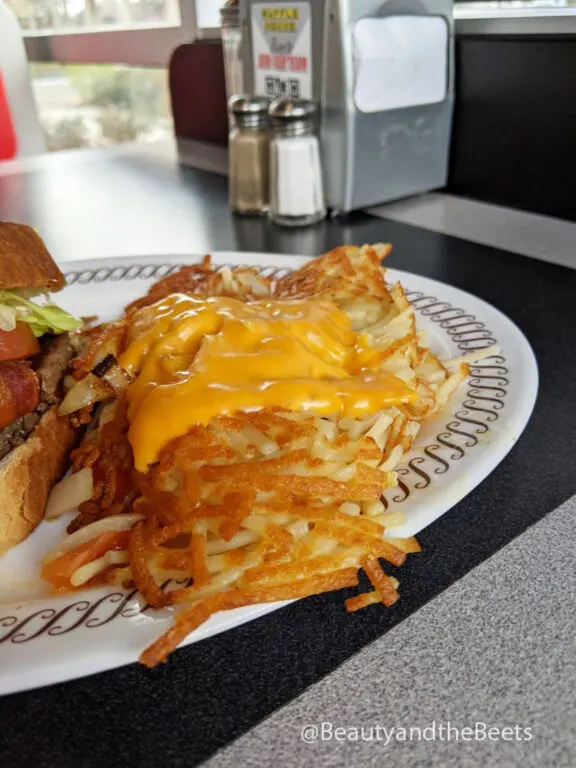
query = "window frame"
xmin=454 ymin=3 xmax=576 ymax=35
xmin=22 ymin=0 xmax=202 ymax=68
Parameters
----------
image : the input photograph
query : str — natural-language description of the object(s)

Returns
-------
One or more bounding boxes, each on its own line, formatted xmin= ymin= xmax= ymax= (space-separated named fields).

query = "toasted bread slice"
xmin=0 ymin=406 xmax=77 ymax=555
xmin=0 ymin=222 xmax=65 ymax=291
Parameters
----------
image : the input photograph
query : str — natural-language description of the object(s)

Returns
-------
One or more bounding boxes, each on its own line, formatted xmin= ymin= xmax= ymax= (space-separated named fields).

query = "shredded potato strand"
xmin=128 ymin=521 xmax=171 ymax=608
xmin=140 ymin=568 xmax=359 ymax=667
xmin=361 ymin=554 xmax=400 ymax=608
xmin=189 ymin=529 xmax=211 ymax=588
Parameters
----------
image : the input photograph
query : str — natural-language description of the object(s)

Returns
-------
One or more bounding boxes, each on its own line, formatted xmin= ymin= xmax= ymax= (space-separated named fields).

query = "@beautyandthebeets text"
xmin=300 ymin=721 xmax=533 ymax=745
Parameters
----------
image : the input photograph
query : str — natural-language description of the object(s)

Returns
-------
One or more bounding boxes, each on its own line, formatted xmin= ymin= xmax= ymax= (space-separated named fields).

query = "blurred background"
xmin=6 ymin=0 xmax=575 ymax=152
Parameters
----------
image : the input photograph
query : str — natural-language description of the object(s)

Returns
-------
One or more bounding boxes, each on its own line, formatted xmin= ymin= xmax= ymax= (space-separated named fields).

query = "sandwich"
xmin=0 ymin=222 xmax=81 ymax=554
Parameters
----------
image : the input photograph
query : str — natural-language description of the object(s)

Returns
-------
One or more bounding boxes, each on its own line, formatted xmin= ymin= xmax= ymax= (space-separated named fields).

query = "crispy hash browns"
xmin=45 ymin=244 xmax=498 ymax=666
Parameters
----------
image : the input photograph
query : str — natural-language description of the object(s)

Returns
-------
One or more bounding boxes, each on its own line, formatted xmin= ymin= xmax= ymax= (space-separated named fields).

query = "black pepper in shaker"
xmin=228 ymin=95 xmax=270 ymax=215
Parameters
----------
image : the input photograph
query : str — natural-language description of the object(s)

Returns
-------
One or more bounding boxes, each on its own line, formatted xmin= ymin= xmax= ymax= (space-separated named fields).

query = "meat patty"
xmin=38 ymin=332 xmax=76 ymax=404
xmin=0 ymin=333 xmax=75 ymax=461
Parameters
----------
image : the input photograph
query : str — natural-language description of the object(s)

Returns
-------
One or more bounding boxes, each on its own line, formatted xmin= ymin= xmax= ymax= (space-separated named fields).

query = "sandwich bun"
xmin=0 ymin=405 xmax=76 ymax=555
xmin=0 ymin=222 xmax=65 ymax=291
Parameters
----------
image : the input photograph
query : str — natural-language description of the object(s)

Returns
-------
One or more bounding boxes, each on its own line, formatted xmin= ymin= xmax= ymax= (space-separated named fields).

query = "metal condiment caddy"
xmin=240 ymin=0 xmax=455 ymax=214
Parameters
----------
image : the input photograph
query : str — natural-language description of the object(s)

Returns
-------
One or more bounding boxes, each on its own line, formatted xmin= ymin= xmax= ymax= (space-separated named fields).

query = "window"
xmin=30 ymin=63 xmax=173 ymax=150
xmin=454 ymin=1 xmax=576 ymax=16
xmin=195 ymin=0 xmax=221 ymax=29
xmin=454 ymin=0 xmax=576 ymax=5
xmin=6 ymin=0 xmax=222 ymax=151
xmin=454 ymin=1 xmax=576 ymax=33
xmin=454 ymin=0 xmax=576 ymax=8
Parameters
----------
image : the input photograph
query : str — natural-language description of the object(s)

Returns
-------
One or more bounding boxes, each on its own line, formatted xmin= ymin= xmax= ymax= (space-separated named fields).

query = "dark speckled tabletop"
xmin=0 ymin=140 xmax=575 ymax=768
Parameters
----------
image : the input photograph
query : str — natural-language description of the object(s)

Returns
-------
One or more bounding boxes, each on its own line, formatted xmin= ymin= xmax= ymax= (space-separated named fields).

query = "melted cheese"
xmin=120 ymin=294 xmax=418 ymax=471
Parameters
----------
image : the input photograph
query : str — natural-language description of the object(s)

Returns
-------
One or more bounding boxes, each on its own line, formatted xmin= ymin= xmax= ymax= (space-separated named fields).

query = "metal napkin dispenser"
xmin=241 ymin=0 xmax=454 ymax=214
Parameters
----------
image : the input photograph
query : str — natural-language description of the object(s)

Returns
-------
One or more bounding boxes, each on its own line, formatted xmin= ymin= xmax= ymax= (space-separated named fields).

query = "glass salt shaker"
xmin=220 ymin=0 xmax=243 ymax=123
xmin=268 ymin=99 xmax=326 ymax=227
xmin=228 ymin=95 xmax=270 ymax=215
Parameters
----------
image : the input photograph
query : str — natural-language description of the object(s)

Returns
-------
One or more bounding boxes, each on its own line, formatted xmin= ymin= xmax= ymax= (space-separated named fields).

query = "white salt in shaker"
xmin=268 ymin=99 xmax=326 ymax=227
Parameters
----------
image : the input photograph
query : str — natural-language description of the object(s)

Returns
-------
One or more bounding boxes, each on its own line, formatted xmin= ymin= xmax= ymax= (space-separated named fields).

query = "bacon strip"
xmin=0 ymin=361 xmax=39 ymax=429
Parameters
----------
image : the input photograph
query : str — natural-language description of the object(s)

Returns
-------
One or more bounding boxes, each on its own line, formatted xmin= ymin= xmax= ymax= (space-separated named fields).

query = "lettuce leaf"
xmin=0 ymin=290 xmax=81 ymax=337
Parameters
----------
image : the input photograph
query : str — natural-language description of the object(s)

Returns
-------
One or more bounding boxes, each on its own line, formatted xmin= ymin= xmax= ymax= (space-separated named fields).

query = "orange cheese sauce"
xmin=120 ymin=294 xmax=418 ymax=471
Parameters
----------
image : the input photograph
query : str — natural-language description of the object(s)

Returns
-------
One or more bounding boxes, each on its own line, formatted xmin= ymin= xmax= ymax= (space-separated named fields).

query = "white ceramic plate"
xmin=0 ymin=252 xmax=538 ymax=695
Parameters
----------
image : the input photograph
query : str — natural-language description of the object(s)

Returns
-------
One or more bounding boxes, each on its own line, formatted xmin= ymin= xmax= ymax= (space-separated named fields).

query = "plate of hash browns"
xmin=0 ymin=244 xmax=537 ymax=694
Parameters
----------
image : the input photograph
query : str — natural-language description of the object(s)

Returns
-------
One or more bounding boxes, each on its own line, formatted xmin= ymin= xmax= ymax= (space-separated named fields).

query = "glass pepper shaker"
xmin=268 ymin=99 xmax=326 ymax=227
xmin=228 ymin=95 xmax=270 ymax=216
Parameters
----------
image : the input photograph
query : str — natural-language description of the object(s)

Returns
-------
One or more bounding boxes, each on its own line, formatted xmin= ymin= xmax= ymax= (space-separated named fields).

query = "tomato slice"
xmin=0 ymin=322 xmax=40 ymax=362
xmin=42 ymin=530 xmax=131 ymax=591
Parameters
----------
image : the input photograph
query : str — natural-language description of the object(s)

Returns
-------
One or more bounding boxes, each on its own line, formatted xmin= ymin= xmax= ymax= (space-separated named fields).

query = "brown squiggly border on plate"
xmin=381 ymin=291 xmax=507 ymax=509
xmin=0 ymin=264 xmax=508 ymax=643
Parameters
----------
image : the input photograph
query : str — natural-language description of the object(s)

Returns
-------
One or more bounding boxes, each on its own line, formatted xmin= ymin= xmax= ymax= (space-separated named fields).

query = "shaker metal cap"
xmin=269 ymin=99 xmax=317 ymax=137
xmin=220 ymin=0 xmax=239 ymax=26
xmin=269 ymin=99 xmax=317 ymax=121
xmin=229 ymin=95 xmax=270 ymax=116
xmin=229 ymin=95 xmax=270 ymax=129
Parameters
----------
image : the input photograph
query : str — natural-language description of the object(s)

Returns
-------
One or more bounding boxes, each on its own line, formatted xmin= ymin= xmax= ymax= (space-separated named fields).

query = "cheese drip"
xmin=120 ymin=295 xmax=418 ymax=471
